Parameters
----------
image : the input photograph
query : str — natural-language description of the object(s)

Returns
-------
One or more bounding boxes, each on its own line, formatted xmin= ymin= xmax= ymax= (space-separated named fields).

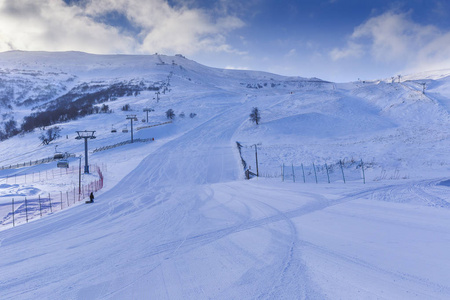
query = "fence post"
xmin=38 ymin=195 xmax=42 ymax=217
xmin=292 ymin=164 xmax=295 ymax=183
xmin=49 ymin=195 xmax=53 ymax=213
xmin=340 ymin=160 xmax=346 ymax=183
xmin=74 ymin=187 xmax=76 ymax=203
xmin=325 ymin=163 xmax=330 ymax=183
xmin=281 ymin=164 xmax=285 ymax=182
xmin=25 ymin=197 xmax=28 ymax=223
xmin=60 ymin=192 xmax=63 ymax=210
xmin=313 ymin=163 xmax=318 ymax=183
xmin=12 ymin=198 xmax=15 ymax=227
xmin=301 ymin=163 xmax=305 ymax=183
xmin=361 ymin=159 xmax=366 ymax=184
xmin=66 ymin=191 xmax=69 ymax=206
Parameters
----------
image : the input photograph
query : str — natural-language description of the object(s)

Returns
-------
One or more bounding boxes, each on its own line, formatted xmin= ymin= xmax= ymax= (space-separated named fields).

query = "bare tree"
xmin=39 ymin=126 xmax=61 ymax=145
xmin=249 ymin=107 xmax=261 ymax=125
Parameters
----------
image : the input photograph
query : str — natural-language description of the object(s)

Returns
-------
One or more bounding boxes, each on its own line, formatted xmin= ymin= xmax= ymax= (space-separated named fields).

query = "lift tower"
xmin=143 ymin=108 xmax=154 ymax=123
xmin=126 ymin=115 xmax=138 ymax=143
xmin=75 ymin=130 xmax=96 ymax=174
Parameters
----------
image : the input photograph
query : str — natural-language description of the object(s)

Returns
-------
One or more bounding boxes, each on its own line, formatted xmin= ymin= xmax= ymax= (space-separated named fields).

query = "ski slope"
xmin=1 ymin=52 xmax=450 ymax=299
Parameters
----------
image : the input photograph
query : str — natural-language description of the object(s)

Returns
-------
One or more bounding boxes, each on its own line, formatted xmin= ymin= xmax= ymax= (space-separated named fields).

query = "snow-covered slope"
xmin=1 ymin=51 xmax=450 ymax=299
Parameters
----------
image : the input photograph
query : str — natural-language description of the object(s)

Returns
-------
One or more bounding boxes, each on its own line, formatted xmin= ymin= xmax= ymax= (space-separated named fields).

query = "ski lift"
xmin=111 ymin=125 xmax=117 ymax=133
xmin=57 ymin=159 xmax=69 ymax=168
xmin=53 ymin=145 xmax=65 ymax=159
xmin=54 ymin=152 xmax=64 ymax=159
xmin=122 ymin=125 xmax=128 ymax=133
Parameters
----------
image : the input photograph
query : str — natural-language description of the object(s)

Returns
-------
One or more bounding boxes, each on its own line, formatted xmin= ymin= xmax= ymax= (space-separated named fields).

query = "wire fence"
xmin=136 ymin=120 xmax=172 ymax=131
xmin=0 ymin=164 xmax=84 ymax=185
xmin=276 ymin=160 xmax=367 ymax=184
xmin=0 ymin=153 xmax=76 ymax=170
xmin=92 ymin=138 xmax=154 ymax=153
xmin=237 ymin=142 xmax=372 ymax=184
xmin=0 ymin=165 xmax=104 ymax=229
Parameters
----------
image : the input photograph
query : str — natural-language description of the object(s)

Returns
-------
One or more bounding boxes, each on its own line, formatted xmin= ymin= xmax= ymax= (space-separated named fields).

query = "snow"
xmin=1 ymin=51 xmax=450 ymax=299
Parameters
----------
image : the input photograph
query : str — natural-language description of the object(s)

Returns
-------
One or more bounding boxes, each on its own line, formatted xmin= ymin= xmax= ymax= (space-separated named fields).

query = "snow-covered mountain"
xmin=1 ymin=50 xmax=449 ymax=175
xmin=1 ymin=51 xmax=450 ymax=299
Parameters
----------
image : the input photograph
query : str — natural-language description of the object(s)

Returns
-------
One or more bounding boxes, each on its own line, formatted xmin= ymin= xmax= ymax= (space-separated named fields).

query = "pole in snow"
xmin=325 ymin=163 xmax=330 ymax=183
xmin=361 ymin=159 xmax=366 ymax=184
xmin=78 ymin=156 xmax=82 ymax=194
xmin=301 ymin=163 xmax=306 ymax=183
xmin=340 ymin=160 xmax=346 ymax=183
xmin=249 ymin=143 xmax=261 ymax=177
xmin=292 ymin=163 xmax=295 ymax=183
xmin=12 ymin=198 xmax=15 ymax=227
xmin=253 ymin=144 xmax=260 ymax=177
xmin=313 ymin=163 xmax=318 ymax=184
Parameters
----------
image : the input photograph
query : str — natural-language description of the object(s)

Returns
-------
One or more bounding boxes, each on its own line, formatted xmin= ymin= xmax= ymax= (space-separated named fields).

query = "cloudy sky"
xmin=1 ymin=0 xmax=450 ymax=82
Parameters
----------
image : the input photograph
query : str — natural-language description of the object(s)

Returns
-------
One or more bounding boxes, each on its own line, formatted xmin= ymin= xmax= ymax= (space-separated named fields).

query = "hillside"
xmin=1 ymin=51 xmax=450 ymax=299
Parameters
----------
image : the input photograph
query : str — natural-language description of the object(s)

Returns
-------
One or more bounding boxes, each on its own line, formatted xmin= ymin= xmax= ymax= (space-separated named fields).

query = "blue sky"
xmin=1 ymin=0 xmax=450 ymax=82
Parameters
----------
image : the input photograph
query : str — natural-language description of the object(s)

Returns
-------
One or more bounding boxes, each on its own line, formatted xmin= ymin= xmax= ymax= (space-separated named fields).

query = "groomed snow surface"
xmin=1 ymin=52 xmax=450 ymax=299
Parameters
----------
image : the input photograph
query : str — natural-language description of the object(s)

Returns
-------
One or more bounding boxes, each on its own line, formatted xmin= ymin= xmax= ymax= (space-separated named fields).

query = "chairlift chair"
xmin=111 ymin=125 xmax=117 ymax=133
xmin=54 ymin=152 xmax=64 ymax=159
xmin=122 ymin=125 xmax=128 ymax=133
xmin=57 ymin=159 xmax=69 ymax=168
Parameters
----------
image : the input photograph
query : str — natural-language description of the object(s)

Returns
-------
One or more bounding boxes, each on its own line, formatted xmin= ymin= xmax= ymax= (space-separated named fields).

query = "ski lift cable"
xmin=0 ymin=144 xmax=46 ymax=164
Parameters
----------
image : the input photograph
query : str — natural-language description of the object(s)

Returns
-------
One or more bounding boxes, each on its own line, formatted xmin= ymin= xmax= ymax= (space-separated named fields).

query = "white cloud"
xmin=329 ymin=10 xmax=450 ymax=72
xmin=285 ymin=48 xmax=296 ymax=57
xmin=0 ymin=0 xmax=134 ymax=53
xmin=0 ymin=0 xmax=245 ymax=56
xmin=329 ymin=41 xmax=363 ymax=60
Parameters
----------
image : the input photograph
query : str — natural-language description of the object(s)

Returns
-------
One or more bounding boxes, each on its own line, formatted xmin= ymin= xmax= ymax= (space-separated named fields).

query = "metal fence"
xmin=92 ymin=138 xmax=154 ymax=153
xmin=0 ymin=166 xmax=104 ymax=229
xmin=278 ymin=160 xmax=367 ymax=184
xmin=0 ymin=153 xmax=76 ymax=170
xmin=237 ymin=142 xmax=371 ymax=183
